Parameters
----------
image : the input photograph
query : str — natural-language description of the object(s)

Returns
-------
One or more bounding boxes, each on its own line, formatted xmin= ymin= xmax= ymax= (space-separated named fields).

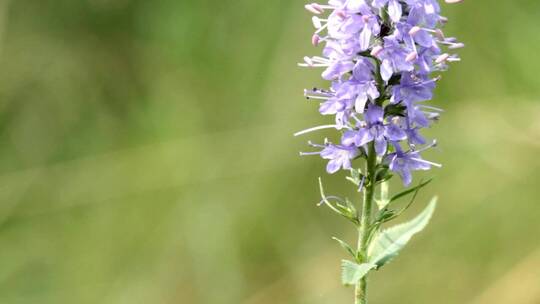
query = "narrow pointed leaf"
xmin=341 ymin=260 xmax=376 ymax=286
xmin=368 ymin=197 xmax=437 ymax=268
xmin=345 ymin=198 xmax=358 ymax=218
xmin=332 ymin=237 xmax=357 ymax=259
xmin=389 ymin=179 xmax=432 ymax=204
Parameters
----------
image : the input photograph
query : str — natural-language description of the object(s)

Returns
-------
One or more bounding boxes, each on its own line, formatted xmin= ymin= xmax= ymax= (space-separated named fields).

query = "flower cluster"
xmin=298 ymin=0 xmax=463 ymax=186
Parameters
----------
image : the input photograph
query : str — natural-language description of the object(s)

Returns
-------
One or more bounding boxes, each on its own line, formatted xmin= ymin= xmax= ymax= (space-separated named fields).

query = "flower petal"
xmin=384 ymin=124 xmax=407 ymax=141
xmin=388 ymin=0 xmax=402 ymax=23
xmin=374 ymin=136 xmax=388 ymax=155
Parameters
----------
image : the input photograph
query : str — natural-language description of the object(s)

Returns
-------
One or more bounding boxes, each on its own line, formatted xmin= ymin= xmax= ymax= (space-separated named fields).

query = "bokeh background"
xmin=0 ymin=0 xmax=538 ymax=303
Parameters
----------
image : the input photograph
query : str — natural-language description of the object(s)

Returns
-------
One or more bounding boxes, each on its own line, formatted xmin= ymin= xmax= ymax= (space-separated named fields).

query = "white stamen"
xmin=294 ymin=125 xmax=340 ymax=137
xmin=308 ymin=140 xmax=325 ymax=148
xmin=305 ymin=3 xmax=324 ymax=14
xmin=370 ymin=45 xmax=383 ymax=57
xmin=435 ymin=53 xmax=450 ymax=64
xmin=311 ymin=56 xmax=331 ymax=63
xmin=305 ymin=94 xmax=330 ymax=100
xmin=411 ymin=158 xmax=443 ymax=168
xmin=315 ymin=23 xmax=328 ymax=34
xmin=336 ymin=10 xmax=346 ymax=19
xmin=407 ymin=36 xmax=418 ymax=58
xmin=351 ymin=114 xmax=363 ymax=125
xmin=317 ymin=5 xmax=336 ymax=9
xmin=414 ymin=140 xmax=438 ymax=153
xmin=435 ymin=29 xmax=445 ymax=40
xmin=312 ymin=16 xmax=323 ymax=28
xmin=419 ymin=105 xmax=444 ymax=112
xmin=448 ymin=42 xmax=465 ymax=49
xmin=298 ymin=63 xmax=328 ymax=67
xmin=304 ymin=88 xmax=333 ymax=96
xmin=300 ymin=151 xmax=321 ymax=156
xmin=405 ymin=51 xmax=418 ymax=62
xmin=409 ymin=26 xmax=421 ymax=36
xmin=436 ymin=39 xmax=464 ymax=50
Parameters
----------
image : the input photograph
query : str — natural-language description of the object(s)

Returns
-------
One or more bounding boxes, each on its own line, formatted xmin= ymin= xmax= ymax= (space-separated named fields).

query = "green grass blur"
xmin=0 ymin=0 xmax=539 ymax=303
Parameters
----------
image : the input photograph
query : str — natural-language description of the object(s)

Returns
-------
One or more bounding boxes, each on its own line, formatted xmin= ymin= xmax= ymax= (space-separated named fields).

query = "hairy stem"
xmin=355 ymin=143 xmax=377 ymax=304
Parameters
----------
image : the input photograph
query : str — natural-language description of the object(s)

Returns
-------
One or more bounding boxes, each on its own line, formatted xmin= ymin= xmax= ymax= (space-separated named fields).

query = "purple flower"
xmin=351 ymin=58 xmax=380 ymax=111
xmin=327 ymin=9 xmax=364 ymax=40
xmin=403 ymin=122 xmax=427 ymax=145
xmin=385 ymin=145 xmax=439 ymax=186
xmin=357 ymin=10 xmax=381 ymax=51
xmin=391 ymin=72 xmax=435 ymax=104
xmin=377 ymin=36 xmax=415 ymax=81
xmin=320 ymin=144 xmax=359 ymax=174
xmin=323 ymin=38 xmax=361 ymax=59
xmin=342 ymin=104 xmax=406 ymax=155
xmin=322 ymin=60 xmax=355 ymax=80
xmin=405 ymin=0 xmax=442 ymax=28
xmin=396 ymin=23 xmax=435 ymax=48
xmin=373 ymin=0 xmax=403 ymax=23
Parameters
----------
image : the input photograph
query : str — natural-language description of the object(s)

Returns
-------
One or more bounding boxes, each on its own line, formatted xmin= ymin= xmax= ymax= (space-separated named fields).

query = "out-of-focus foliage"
xmin=0 ymin=0 xmax=539 ymax=303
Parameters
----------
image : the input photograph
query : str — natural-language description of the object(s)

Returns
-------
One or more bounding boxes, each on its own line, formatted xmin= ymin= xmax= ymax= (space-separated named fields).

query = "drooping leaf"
xmin=318 ymin=178 xmax=359 ymax=224
xmin=341 ymin=260 xmax=376 ymax=286
xmin=368 ymin=197 xmax=437 ymax=268
xmin=332 ymin=237 xmax=357 ymax=259
xmin=318 ymin=177 xmax=345 ymax=215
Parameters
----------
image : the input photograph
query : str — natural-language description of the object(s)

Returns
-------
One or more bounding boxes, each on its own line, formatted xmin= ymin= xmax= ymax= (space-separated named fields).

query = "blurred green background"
xmin=0 ymin=0 xmax=538 ymax=303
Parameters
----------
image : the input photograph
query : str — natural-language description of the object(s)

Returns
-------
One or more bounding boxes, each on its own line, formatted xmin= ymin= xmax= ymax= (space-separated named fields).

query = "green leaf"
xmin=318 ymin=178 xmax=359 ymax=224
xmin=375 ymin=179 xmax=429 ymax=224
xmin=374 ymin=166 xmax=392 ymax=183
xmin=389 ymin=179 xmax=432 ymax=204
xmin=384 ymin=103 xmax=407 ymax=117
xmin=376 ymin=181 xmax=390 ymax=209
xmin=345 ymin=198 xmax=357 ymax=218
xmin=341 ymin=260 xmax=376 ymax=286
xmin=374 ymin=208 xmax=396 ymax=223
xmin=318 ymin=177 xmax=344 ymax=215
xmin=346 ymin=168 xmax=364 ymax=187
xmin=368 ymin=197 xmax=437 ymax=268
xmin=332 ymin=237 xmax=357 ymax=259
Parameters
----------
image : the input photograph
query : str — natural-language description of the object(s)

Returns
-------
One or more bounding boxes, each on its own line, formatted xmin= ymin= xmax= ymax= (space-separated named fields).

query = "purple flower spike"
xmin=296 ymin=2 xmax=463 ymax=300
xmin=297 ymin=0 xmax=462 ymax=186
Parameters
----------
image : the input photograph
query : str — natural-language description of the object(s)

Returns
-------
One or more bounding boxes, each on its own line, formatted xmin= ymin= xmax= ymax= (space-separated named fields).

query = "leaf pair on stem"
xmin=319 ymin=177 xmax=437 ymax=286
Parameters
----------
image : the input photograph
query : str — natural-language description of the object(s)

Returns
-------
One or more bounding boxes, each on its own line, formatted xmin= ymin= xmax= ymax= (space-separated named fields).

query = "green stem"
xmin=355 ymin=143 xmax=377 ymax=304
